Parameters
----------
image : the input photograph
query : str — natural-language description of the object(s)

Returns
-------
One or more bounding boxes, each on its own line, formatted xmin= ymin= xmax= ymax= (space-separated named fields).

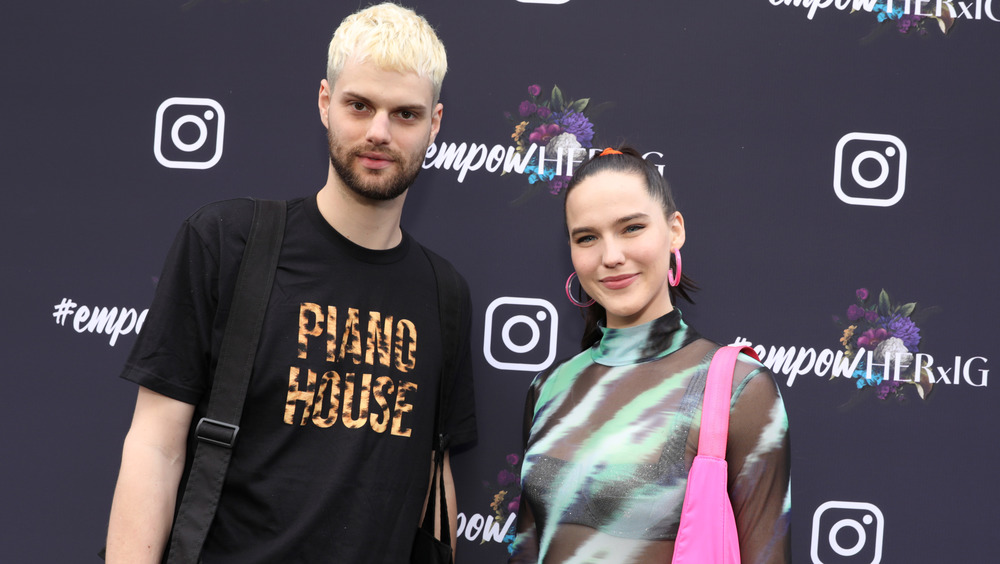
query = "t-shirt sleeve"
xmin=727 ymin=358 xmax=792 ymax=564
xmin=120 ymin=199 xmax=252 ymax=405
xmin=443 ymin=273 xmax=477 ymax=449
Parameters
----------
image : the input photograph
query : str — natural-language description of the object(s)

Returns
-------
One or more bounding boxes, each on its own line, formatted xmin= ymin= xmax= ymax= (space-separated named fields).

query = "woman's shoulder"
xmin=731 ymin=353 xmax=784 ymax=409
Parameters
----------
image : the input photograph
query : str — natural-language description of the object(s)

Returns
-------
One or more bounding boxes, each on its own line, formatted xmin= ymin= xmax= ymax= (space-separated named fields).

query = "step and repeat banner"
xmin=2 ymin=1 xmax=998 ymax=562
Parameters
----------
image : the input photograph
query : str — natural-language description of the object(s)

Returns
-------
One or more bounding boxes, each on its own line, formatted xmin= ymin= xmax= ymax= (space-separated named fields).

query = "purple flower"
xmin=847 ymin=304 xmax=865 ymax=322
xmin=897 ymin=14 xmax=921 ymax=33
xmin=887 ymin=315 xmax=921 ymax=351
xmin=548 ymin=177 xmax=568 ymax=195
xmin=519 ymin=100 xmax=537 ymax=117
xmin=536 ymin=106 xmax=552 ymax=120
xmin=856 ymin=288 xmax=869 ymax=301
xmin=508 ymin=495 xmax=521 ymax=513
xmin=857 ymin=328 xmax=890 ymax=349
xmin=498 ymin=469 xmax=517 ymax=487
xmin=528 ymin=84 xmax=541 ymax=97
xmin=528 ymin=123 xmax=562 ymax=145
xmin=876 ymin=381 xmax=902 ymax=400
xmin=865 ymin=311 xmax=879 ymax=322
xmin=506 ymin=453 xmax=520 ymax=466
xmin=553 ymin=110 xmax=595 ymax=147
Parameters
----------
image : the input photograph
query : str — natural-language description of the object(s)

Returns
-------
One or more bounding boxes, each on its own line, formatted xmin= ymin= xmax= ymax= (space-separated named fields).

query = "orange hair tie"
xmin=599 ymin=147 xmax=623 ymax=156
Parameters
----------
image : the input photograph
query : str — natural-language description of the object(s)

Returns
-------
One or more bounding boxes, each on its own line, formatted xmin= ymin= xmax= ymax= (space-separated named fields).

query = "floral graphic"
xmin=858 ymin=1 xmax=955 ymax=36
xmin=505 ymin=84 xmax=605 ymax=196
xmin=834 ymin=287 xmax=933 ymax=401
xmin=481 ymin=452 xmax=522 ymax=553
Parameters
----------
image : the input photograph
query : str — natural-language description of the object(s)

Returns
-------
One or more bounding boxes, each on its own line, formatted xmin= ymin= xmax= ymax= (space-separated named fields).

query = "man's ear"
xmin=428 ymin=102 xmax=443 ymax=145
xmin=318 ymin=79 xmax=332 ymax=129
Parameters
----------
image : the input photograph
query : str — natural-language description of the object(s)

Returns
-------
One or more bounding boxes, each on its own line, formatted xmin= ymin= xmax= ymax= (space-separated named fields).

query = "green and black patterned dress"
xmin=510 ymin=310 xmax=790 ymax=564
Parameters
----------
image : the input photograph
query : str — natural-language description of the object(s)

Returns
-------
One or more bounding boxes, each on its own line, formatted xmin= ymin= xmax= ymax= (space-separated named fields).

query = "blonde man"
xmin=106 ymin=4 xmax=476 ymax=562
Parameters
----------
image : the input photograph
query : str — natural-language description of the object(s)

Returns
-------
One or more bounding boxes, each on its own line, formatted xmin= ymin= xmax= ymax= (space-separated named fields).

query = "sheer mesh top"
xmin=510 ymin=310 xmax=790 ymax=563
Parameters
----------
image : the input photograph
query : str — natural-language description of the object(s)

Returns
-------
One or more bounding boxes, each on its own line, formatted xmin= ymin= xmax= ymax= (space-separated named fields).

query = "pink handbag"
xmin=672 ymin=345 xmax=758 ymax=564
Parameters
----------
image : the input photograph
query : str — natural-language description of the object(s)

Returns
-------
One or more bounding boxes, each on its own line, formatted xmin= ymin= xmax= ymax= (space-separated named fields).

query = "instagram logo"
xmin=811 ymin=501 xmax=884 ymax=563
xmin=833 ymin=132 xmax=907 ymax=207
xmin=483 ymin=297 xmax=559 ymax=371
xmin=154 ymin=97 xmax=226 ymax=169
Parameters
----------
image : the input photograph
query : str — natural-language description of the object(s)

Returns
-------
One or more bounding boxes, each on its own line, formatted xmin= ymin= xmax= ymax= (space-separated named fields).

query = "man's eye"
xmin=351 ymin=102 xmax=367 ymax=111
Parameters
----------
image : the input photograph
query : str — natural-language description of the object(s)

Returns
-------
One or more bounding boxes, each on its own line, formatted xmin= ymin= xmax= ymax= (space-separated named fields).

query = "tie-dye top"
xmin=510 ymin=310 xmax=790 ymax=564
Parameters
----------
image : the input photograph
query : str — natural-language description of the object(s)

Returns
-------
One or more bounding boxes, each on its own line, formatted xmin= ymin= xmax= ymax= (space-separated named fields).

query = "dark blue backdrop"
xmin=2 ymin=1 xmax=997 ymax=562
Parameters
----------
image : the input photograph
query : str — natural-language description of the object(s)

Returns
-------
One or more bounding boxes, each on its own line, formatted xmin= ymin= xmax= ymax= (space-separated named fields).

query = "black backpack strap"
xmin=418 ymin=244 xmax=466 ymax=552
xmin=166 ymin=198 xmax=286 ymax=564
xmin=420 ymin=244 xmax=465 ymax=453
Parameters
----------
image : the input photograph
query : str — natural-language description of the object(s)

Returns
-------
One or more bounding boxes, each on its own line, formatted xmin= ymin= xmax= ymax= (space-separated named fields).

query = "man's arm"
xmin=106 ymin=386 xmax=194 ymax=564
xmin=442 ymin=450 xmax=458 ymax=556
xmin=420 ymin=449 xmax=460 ymax=557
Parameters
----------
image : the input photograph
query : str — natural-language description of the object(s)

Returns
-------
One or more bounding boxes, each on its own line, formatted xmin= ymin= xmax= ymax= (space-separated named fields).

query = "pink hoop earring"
xmin=668 ymin=248 xmax=682 ymax=287
xmin=565 ymin=272 xmax=595 ymax=307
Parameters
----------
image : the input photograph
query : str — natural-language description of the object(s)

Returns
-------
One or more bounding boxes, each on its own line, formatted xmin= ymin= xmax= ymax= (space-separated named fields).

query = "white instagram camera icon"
xmin=833 ymin=132 xmax=906 ymax=207
xmin=154 ymin=97 xmax=225 ymax=169
xmin=483 ymin=297 xmax=558 ymax=371
xmin=811 ymin=501 xmax=884 ymax=564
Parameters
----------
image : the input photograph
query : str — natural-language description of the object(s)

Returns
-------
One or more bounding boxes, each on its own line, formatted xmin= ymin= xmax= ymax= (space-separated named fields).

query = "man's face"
xmin=321 ymin=58 xmax=442 ymax=201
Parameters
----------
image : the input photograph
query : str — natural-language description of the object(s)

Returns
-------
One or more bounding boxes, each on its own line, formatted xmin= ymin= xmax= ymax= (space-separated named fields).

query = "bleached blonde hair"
xmin=327 ymin=3 xmax=447 ymax=103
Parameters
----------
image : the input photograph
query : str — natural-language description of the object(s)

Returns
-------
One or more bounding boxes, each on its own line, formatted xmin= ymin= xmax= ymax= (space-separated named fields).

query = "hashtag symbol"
xmin=53 ymin=298 xmax=77 ymax=326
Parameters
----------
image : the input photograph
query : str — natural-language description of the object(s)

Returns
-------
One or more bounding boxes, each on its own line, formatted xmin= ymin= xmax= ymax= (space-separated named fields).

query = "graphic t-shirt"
xmin=122 ymin=196 xmax=476 ymax=564
xmin=510 ymin=310 xmax=790 ymax=564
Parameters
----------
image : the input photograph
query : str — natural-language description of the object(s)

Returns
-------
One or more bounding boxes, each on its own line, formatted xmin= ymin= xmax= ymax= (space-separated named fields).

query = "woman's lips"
xmin=600 ymin=273 xmax=638 ymax=290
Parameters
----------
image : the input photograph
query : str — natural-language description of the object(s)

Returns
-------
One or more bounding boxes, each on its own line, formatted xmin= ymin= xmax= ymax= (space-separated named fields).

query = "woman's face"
xmin=566 ymin=170 xmax=685 ymax=329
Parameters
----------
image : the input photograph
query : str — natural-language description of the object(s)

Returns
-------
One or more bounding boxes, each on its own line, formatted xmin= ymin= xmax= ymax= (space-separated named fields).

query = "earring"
xmin=667 ymin=248 xmax=682 ymax=287
xmin=565 ymin=272 xmax=595 ymax=307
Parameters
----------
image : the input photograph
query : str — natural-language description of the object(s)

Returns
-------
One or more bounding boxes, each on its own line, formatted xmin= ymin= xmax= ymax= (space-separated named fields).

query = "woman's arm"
xmin=508 ymin=377 xmax=542 ymax=563
xmin=727 ymin=369 xmax=792 ymax=564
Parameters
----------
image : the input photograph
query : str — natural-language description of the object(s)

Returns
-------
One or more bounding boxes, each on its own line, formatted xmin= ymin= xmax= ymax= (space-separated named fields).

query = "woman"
xmin=510 ymin=147 xmax=790 ymax=563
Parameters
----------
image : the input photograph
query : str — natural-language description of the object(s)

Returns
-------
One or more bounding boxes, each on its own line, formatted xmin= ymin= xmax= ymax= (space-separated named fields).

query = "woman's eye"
xmin=624 ymin=224 xmax=645 ymax=234
xmin=575 ymin=235 xmax=596 ymax=245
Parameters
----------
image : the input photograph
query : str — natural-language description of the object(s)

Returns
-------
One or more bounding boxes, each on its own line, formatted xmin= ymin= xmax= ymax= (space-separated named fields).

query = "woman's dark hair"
xmin=564 ymin=145 xmax=698 ymax=350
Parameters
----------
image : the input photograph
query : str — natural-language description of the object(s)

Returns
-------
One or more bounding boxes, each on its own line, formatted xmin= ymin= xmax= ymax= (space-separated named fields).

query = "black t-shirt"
xmin=122 ymin=196 xmax=477 ymax=563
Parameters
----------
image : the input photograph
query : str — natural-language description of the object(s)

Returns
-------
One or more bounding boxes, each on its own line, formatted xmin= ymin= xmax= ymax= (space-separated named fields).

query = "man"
xmin=105 ymin=4 xmax=476 ymax=562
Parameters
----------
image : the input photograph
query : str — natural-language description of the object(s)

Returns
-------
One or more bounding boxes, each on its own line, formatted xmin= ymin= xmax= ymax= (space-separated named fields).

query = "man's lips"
xmin=357 ymin=152 xmax=394 ymax=170
xmin=600 ymin=273 xmax=638 ymax=290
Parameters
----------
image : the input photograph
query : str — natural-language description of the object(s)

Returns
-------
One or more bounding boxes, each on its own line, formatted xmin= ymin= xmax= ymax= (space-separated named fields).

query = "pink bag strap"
xmin=698 ymin=346 xmax=760 ymax=458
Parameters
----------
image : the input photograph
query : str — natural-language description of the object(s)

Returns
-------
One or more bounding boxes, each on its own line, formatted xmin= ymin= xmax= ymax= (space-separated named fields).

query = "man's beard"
xmin=327 ymin=128 xmax=425 ymax=201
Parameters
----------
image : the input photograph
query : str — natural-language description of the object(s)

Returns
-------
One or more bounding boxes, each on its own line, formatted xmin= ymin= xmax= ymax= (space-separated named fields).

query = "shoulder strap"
xmin=420 ymin=244 xmax=465 ymax=453
xmin=697 ymin=345 xmax=759 ymax=459
xmin=166 ymin=199 xmax=286 ymax=564
xmin=418 ymin=244 xmax=466 ymax=550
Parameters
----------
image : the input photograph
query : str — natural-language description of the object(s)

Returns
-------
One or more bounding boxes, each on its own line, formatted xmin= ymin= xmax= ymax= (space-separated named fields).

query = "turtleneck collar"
xmin=591 ymin=309 xmax=699 ymax=367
